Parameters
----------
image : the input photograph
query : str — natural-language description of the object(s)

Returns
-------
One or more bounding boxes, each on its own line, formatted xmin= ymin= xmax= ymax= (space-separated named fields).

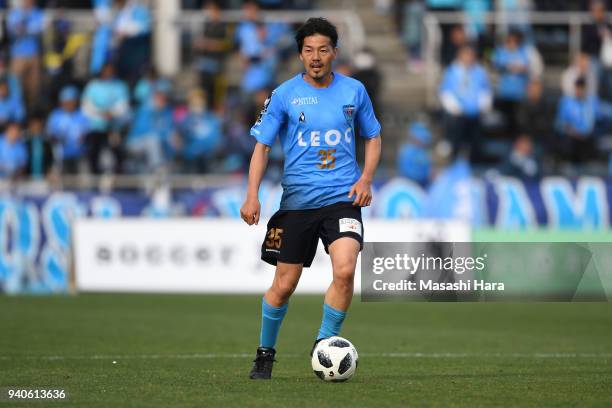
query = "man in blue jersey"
xmin=240 ymin=17 xmax=382 ymax=380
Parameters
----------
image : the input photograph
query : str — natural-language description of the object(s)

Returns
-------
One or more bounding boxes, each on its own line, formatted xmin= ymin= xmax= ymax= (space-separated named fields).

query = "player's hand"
xmin=240 ymin=197 xmax=261 ymax=225
xmin=348 ymin=178 xmax=372 ymax=207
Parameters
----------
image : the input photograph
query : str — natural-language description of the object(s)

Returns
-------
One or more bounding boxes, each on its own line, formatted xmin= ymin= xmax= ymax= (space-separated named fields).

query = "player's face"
xmin=300 ymin=34 xmax=337 ymax=81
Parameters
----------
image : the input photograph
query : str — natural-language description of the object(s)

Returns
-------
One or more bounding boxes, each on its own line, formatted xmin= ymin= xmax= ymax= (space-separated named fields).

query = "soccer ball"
xmin=311 ymin=336 xmax=358 ymax=382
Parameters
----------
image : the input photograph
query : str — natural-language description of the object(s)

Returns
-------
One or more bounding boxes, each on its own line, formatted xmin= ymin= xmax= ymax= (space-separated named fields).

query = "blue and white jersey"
xmin=7 ymin=6 xmax=45 ymax=58
xmin=555 ymin=95 xmax=612 ymax=136
xmin=492 ymin=45 xmax=530 ymax=101
xmin=46 ymin=108 xmax=89 ymax=159
xmin=250 ymin=72 xmax=381 ymax=210
xmin=0 ymin=135 xmax=27 ymax=178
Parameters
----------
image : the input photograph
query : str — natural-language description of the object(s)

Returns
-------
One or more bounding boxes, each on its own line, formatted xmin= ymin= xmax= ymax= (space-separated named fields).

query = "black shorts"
xmin=261 ymin=201 xmax=364 ymax=268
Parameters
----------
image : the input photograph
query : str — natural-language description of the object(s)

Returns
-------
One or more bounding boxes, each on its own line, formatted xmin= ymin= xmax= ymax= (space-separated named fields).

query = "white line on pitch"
xmin=1 ymin=352 xmax=611 ymax=361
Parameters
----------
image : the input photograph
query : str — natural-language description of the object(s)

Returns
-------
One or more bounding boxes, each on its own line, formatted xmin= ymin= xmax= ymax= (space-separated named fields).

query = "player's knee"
xmin=272 ymin=276 xmax=298 ymax=299
xmin=332 ymin=262 xmax=355 ymax=292
xmin=333 ymin=257 xmax=356 ymax=278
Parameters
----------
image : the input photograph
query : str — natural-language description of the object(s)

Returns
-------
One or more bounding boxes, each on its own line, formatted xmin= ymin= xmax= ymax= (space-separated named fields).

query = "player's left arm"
xmin=350 ymin=84 xmax=382 ymax=207
xmin=349 ymin=135 xmax=381 ymax=207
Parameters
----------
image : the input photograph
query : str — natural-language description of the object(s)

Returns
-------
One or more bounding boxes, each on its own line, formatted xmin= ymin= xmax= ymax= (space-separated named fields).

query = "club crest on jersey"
xmin=343 ymin=104 xmax=355 ymax=125
xmin=299 ymin=112 xmax=305 ymax=122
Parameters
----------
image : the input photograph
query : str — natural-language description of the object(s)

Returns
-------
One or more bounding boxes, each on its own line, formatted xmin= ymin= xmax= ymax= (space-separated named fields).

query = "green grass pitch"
xmin=1 ymin=294 xmax=611 ymax=407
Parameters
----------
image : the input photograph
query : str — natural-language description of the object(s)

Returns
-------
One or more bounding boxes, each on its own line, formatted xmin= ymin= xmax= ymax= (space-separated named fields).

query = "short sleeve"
xmin=250 ymin=90 xmax=285 ymax=146
xmin=356 ymin=84 xmax=381 ymax=139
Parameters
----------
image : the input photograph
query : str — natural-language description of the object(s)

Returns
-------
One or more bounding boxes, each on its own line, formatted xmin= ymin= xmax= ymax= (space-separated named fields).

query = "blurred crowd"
xmin=0 ymin=0 xmax=316 ymax=182
xmin=395 ymin=0 xmax=612 ymax=184
xmin=4 ymin=0 xmax=612 ymax=186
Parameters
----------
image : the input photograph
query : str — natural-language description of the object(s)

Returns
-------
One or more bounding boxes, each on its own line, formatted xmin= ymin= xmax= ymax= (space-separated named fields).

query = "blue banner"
xmin=1 ymin=174 xmax=612 ymax=293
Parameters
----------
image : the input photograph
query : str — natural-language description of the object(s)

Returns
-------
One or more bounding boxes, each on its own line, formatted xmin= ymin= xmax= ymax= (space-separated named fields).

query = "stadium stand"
xmin=0 ymin=0 xmax=611 ymax=184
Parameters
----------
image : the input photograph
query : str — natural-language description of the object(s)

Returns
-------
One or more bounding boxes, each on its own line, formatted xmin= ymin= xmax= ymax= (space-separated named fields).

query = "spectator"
xmin=441 ymin=24 xmax=468 ymax=67
xmin=353 ymin=48 xmax=382 ymax=117
xmin=194 ymin=1 xmax=230 ymax=109
xmin=400 ymin=1 xmax=426 ymax=72
xmin=427 ymin=0 xmax=462 ymax=68
xmin=113 ymin=0 xmax=152 ymax=85
xmin=81 ymin=62 xmax=130 ymax=174
xmin=6 ymin=0 xmax=45 ymax=109
xmin=439 ymin=45 xmax=492 ymax=161
xmin=126 ymin=85 xmax=173 ymax=173
xmin=90 ymin=0 xmax=113 ymax=76
xmin=581 ymin=0 xmax=611 ymax=59
xmin=42 ymin=6 xmax=88 ymax=109
xmin=265 ymin=19 xmax=293 ymax=61
xmin=0 ymin=77 xmax=25 ymax=130
xmin=239 ymin=21 xmax=277 ymax=95
xmin=24 ymin=112 xmax=55 ymax=179
xmin=235 ymin=0 xmax=260 ymax=50
xmin=562 ymin=52 xmax=598 ymax=97
xmin=517 ymin=80 xmax=556 ymax=145
xmin=235 ymin=2 xmax=277 ymax=94
xmin=221 ymin=108 xmax=253 ymax=173
xmin=492 ymin=30 xmax=531 ymax=136
xmin=397 ymin=121 xmax=432 ymax=186
xmin=0 ymin=122 xmax=27 ymax=179
xmin=176 ymin=88 xmax=222 ymax=173
xmin=0 ymin=52 xmax=23 ymax=105
xmin=46 ymin=85 xmax=89 ymax=174
xmin=555 ymin=77 xmax=612 ymax=163
xmin=133 ymin=66 xmax=172 ymax=108
xmin=498 ymin=135 xmax=539 ymax=178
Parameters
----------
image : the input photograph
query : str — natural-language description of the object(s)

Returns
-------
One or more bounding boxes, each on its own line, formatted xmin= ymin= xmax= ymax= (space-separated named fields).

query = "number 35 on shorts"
xmin=265 ymin=228 xmax=284 ymax=249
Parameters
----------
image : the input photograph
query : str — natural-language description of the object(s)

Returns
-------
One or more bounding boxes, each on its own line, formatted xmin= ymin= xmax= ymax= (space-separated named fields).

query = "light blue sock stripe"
xmin=317 ymin=303 xmax=347 ymax=340
xmin=259 ymin=299 xmax=288 ymax=349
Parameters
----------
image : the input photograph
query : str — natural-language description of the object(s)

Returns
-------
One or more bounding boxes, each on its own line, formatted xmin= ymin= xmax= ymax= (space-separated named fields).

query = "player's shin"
xmin=259 ymin=298 xmax=289 ymax=349
xmin=316 ymin=303 xmax=347 ymax=340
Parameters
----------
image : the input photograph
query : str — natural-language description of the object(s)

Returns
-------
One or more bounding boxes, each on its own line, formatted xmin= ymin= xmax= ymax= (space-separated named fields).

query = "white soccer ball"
xmin=311 ymin=336 xmax=358 ymax=382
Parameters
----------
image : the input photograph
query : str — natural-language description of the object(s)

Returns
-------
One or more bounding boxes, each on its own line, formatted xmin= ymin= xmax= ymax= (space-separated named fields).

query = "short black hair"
xmin=5 ymin=120 xmax=21 ymax=129
xmin=507 ymin=28 xmax=524 ymax=42
xmin=295 ymin=17 xmax=338 ymax=53
xmin=27 ymin=109 xmax=46 ymax=123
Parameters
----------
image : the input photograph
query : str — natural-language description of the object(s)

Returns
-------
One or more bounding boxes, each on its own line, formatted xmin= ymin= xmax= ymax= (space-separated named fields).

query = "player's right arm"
xmin=240 ymin=142 xmax=271 ymax=225
xmin=241 ymin=89 xmax=285 ymax=225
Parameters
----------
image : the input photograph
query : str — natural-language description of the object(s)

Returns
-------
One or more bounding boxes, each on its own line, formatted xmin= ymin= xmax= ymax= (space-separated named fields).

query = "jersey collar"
xmin=299 ymin=71 xmax=338 ymax=90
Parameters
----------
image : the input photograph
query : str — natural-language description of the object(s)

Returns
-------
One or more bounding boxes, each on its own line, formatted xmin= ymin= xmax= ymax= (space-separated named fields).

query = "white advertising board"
xmin=73 ymin=218 xmax=470 ymax=293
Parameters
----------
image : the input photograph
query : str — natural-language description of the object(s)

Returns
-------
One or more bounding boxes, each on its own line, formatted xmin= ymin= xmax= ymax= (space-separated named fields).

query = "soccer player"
xmin=240 ymin=17 xmax=382 ymax=380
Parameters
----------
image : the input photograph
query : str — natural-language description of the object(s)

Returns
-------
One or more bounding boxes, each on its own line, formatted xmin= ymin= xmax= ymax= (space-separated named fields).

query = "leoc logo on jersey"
xmin=343 ymin=105 xmax=355 ymax=125
xmin=299 ymin=112 xmax=305 ymax=122
xmin=291 ymin=97 xmax=319 ymax=106
xmin=297 ymin=128 xmax=353 ymax=147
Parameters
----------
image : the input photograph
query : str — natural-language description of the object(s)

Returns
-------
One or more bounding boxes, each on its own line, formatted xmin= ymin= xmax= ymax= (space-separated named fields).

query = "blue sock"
xmin=317 ymin=303 xmax=347 ymax=340
xmin=259 ymin=299 xmax=288 ymax=349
